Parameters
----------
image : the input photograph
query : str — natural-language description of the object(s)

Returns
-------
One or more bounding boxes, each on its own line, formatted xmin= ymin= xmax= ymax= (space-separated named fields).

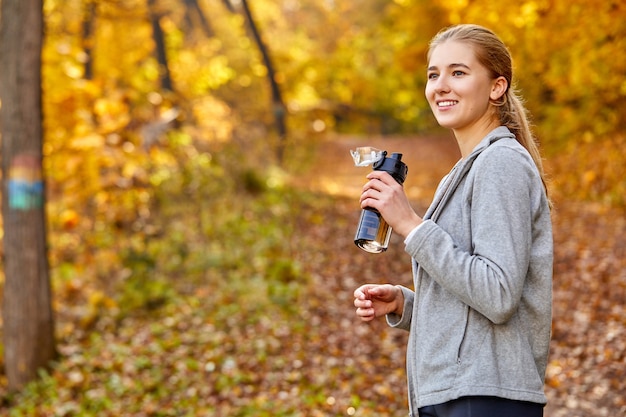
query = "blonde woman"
xmin=354 ymin=24 xmax=553 ymax=417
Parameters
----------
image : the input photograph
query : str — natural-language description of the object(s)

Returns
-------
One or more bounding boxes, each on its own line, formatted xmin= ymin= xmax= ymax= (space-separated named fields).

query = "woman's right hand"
xmin=353 ymin=284 xmax=404 ymax=322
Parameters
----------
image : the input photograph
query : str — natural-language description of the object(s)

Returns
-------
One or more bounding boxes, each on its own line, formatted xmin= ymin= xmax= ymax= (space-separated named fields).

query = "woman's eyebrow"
xmin=427 ymin=63 xmax=471 ymax=71
xmin=449 ymin=63 xmax=471 ymax=70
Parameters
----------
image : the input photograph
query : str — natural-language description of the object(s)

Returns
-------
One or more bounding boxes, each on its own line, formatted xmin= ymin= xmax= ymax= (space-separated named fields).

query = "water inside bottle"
xmin=354 ymin=209 xmax=392 ymax=253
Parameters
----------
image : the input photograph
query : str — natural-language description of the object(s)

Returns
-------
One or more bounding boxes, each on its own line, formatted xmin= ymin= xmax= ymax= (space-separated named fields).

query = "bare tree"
xmin=239 ymin=0 xmax=287 ymax=163
xmin=148 ymin=0 xmax=175 ymax=92
xmin=218 ymin=0 xmax=287 ymax=163
xmin=0 ymin=0 xmax=57 ymax=391
xmin=82 ymin=0 xmax=98 ymax=80
xmin=182 ymin=0 xmax=213 ymax=38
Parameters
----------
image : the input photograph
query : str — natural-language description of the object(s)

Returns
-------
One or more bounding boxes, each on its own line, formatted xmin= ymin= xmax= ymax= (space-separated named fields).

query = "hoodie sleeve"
xmin=386 ymin=285 xmax=415 ymax=331
xmin=405 ymin=145 xmax=540 ymax=324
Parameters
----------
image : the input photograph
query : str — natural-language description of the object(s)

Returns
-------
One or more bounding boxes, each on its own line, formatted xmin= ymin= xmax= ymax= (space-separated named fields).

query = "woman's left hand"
xmin=359 ymin=171 xmax=423 ymax=238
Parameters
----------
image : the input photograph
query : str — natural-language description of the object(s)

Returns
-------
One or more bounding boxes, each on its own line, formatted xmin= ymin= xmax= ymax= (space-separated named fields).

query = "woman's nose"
xmin=434 ymin=75 xmax=450 ymax=94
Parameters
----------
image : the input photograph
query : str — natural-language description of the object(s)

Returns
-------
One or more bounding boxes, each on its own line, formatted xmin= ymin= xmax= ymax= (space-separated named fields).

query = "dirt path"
xmin=296 ymin=133 xmax=460 ymax=204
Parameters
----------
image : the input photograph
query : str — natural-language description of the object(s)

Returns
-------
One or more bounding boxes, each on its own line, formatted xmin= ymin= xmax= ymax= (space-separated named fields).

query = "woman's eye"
xmin=452 ymin=70 xmax=465 ymax=76
xmin=427 ymin=73 xmax=438 ymax=80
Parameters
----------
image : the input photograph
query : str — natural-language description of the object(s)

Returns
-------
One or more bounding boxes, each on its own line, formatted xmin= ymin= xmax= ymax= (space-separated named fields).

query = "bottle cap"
xmin=373 ymin=153 xmax=408 ymax=184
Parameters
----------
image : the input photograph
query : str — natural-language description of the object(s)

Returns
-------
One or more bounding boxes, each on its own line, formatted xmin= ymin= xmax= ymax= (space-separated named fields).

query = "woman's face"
xmin=425 ymin=40 xmax=503 ymax=135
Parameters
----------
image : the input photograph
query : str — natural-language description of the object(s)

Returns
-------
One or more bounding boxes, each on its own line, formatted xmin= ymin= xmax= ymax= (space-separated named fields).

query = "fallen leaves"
xmin=545 ymin=201 xmax=626 ymax=417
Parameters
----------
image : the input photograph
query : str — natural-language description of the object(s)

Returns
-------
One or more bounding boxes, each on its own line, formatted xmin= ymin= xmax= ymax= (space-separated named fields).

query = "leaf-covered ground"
xmin=1 ymin=135 xmax=625 ymax=416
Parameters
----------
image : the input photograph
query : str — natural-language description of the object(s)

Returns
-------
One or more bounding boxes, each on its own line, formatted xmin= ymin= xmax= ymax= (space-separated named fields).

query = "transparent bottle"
xmin=351 ymin=150 xmax=408 ymax=254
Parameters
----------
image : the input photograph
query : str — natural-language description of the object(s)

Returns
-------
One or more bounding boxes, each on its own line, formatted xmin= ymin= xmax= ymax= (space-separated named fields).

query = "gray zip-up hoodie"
xmin=387 ymin=127 xmax=553 ymax=414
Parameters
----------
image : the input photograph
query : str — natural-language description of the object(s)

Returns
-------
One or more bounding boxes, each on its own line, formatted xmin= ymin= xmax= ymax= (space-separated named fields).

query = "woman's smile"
xmin=436 ymin=100 xmax=459 ymax=109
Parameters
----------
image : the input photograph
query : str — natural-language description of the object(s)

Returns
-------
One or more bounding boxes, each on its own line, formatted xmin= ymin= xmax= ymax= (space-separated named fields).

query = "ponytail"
xmin=494 ymin=87 xmax=551 ymax=205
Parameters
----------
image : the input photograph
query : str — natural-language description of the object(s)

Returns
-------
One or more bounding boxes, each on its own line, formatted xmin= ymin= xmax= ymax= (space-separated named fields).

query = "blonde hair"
xmin=428 ymin=24 xmax=549 ymax=199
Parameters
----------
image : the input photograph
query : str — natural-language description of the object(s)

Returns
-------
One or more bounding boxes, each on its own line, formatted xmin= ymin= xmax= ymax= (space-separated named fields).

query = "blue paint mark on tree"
xmin=8 ymin=153 xmax=44 ymax=210
xmin=8 ymin=179 xmax=44 ymax=210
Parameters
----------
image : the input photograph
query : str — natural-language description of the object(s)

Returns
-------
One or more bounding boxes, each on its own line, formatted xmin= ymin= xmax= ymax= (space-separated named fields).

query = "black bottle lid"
xmin=373 ymin=152 xmax=408 ymax=184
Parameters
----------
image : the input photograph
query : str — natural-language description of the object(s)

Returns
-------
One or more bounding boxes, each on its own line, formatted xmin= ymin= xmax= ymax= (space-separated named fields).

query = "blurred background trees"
xmin=39 ymin=0 xmax=626 ymax=203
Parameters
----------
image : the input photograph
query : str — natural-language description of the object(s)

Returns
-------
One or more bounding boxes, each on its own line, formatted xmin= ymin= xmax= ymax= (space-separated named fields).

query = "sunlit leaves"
xmin=94 ymin=95 xmax=131 ymax=132
xmin=514 ymin=1 xmax=542 ymax=28
xmin=549 ymin=134 xmax=626 ymax=207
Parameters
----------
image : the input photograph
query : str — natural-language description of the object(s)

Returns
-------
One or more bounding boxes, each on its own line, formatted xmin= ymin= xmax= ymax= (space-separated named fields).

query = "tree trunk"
xmin=148 ymin=0 xmax=174 ymax=92
xmin=82 ymin=0 xmax=97 ymax=80
xmin=182 ymin=0 xmax=213 ymax=37
xmin=239 ymin=0 xmax=288 ymax=164
xmin=0 ymin=0 xmax=56 ymax=392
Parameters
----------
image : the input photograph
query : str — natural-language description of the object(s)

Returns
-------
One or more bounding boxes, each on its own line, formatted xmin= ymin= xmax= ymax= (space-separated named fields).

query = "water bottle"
xmin=351 ymin=149 xmax=408 ymax=254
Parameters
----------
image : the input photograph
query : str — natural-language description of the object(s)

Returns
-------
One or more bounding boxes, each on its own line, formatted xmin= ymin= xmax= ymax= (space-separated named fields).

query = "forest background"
xmin=0 ymin=0 xmax=625 ymax=415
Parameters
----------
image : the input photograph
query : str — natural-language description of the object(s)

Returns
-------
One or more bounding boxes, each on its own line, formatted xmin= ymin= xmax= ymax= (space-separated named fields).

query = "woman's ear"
xmin=490 ymin=76 xmax=508 ymax=101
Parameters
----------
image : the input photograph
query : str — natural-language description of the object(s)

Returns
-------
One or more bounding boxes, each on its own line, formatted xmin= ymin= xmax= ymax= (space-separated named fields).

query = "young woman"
xmin=353 ymin=24 xmax=553 ymax=417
